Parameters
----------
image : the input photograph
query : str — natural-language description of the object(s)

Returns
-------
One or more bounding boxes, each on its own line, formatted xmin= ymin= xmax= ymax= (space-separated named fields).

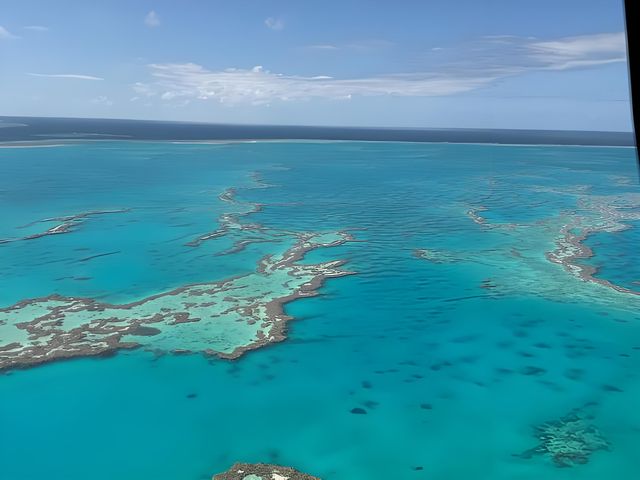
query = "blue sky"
xmin=0 ymin=0 xmax=632 ymax=130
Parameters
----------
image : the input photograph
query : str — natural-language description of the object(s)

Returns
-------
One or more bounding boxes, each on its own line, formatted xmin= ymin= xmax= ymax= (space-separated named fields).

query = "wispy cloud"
xmin=438 ymin=32 xmax=626 ymax=76
xmin=265 ymin=17 xmax=284 ymax=31
xmin=28 ymin=73 xmax=104 ymax=81
xmin=91 ymin=95 xmax=113 ymax=106
xmin=307 ymin=44 xmax=340 ymax=51
xmin=527 ymin=32 xmax=627 ymax=70
xmin=0 ymin=26 xmax=19 ymax=40
xmin=24 ymin=25 xmax=49 ymax=32
xmin=134 ymin=32 xmax=627 ymax=106
xmin=145 ymin=10 xmax=161 ymax=28
xmin=304 ymin=39 xmax=394 ymax=52
xmin=135 ymin=64 xmax=493 ymax=106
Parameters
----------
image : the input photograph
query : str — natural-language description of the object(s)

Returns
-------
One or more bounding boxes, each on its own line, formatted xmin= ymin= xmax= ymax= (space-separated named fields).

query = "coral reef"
xmin=516 ymin=409 xmax=610 ymax=467
xmin=0 ymin=230 xmax=353 ymax=371
xmin=413 ymin=248 xmax=460 ymax=263
xmin=0 ymin=209 xmax=129 ymax=244
xmin=0 ymin=171 xmax=355 ymax=371
xmin=213 ymin=462 xmax=320 ymax=480
xmin=546 ymin=193 xmax=640 ymax=296
xmin=462 ymin=190 xmax=640 ymax=297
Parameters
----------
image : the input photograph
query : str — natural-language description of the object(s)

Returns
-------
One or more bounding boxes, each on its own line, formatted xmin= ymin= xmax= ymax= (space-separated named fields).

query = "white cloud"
xmin=28 ymin=73 xmax=104 ymax=80
xmin=134 ymin=32 xmax=627 ymax=106
xmin=132 ymin=81 xmax=154 ymax=95
xmin=528 ymin=32 xmax=627 ymax=70
xmin=0 ymin=26 xmax=19 ymax=39
xmin=307 ymin=44 xmax=340 ymax=51
xmin=145 ymin=10 xmax=161 ymax=28
xmin=441 ymin=31 xmax=626 ymax=76
xmin=135 ymin=63 xmax=493 ymax=106
xmin=91 ymin=95 xmax=113 ymax=106
xmin=24 ymin=25 xmax=49 ymax=32
xmin=305 ymin=39 xmax=395 ymax=52
xmin=265 ymin=17 xmax=284 ymax=31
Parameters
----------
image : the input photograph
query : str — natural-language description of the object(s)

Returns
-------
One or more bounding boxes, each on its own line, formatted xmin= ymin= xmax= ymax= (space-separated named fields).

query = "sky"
xmin=0 ymin=0 xmax=633 ymax=131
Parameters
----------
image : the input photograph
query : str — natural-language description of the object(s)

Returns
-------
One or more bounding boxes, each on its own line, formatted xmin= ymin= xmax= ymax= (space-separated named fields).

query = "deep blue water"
xmin=1 ymin=129 xmax=639 ymax=479
xmin=0 ymin=116 xmax=636 ymax=146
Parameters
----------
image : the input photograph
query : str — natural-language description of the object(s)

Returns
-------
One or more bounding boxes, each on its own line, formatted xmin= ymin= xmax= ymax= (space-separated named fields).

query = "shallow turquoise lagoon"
xmin=1 ymin=141 xmax=639 ymax=479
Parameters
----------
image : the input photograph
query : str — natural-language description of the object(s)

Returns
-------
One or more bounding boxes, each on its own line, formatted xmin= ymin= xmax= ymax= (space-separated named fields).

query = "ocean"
xmin=0 ymin=118 xmax=639 ymax=479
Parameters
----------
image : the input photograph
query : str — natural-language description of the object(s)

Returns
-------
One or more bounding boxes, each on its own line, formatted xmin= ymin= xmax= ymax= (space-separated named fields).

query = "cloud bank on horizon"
xmin=134 ymin=32 xmax=627 ymax=106
xmin=0 ymin=1 xmax=632 ymax=131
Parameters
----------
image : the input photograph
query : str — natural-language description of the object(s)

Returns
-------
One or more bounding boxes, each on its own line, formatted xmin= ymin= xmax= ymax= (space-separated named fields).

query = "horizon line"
xmin=0 ymin=114 xmax=635 ymax=135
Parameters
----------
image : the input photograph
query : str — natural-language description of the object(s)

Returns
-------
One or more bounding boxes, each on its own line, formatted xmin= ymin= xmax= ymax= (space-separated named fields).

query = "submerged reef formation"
xmin=461 ymin=192 xmax=640 ymax=298
xmin=0 ymin=172 xmax=355 ymax=371
xmin=466 ymin=205 xmax=489 ymax=226
xmin=186 ymin=188 xmax=264 ymax=248
xmin=415 ymin=187 xmax=640 ymax=316
xmin=0 ymin=209 xmax=129 ymax=244
xmin=547 ymin=193 xmax=640 ymax=295
xmin=184 ymin=172 xmax=304 ymax=257
xmin=213 ymin=462 xmax=320 ymax=480
xmin=0 ymin=231 xmax=353 ymax=371
xmin=413 ymin=248 xmax=463 ymax=263
xmin=515 ymin=409 xmax=610 ymax=467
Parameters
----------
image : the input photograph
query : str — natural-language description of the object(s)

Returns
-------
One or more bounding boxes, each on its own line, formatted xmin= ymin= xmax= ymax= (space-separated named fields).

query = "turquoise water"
xmin=1 ymin=141 xmax=639 ymax=479
xmin=583 ymin=220 xmax=640 ymax=292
